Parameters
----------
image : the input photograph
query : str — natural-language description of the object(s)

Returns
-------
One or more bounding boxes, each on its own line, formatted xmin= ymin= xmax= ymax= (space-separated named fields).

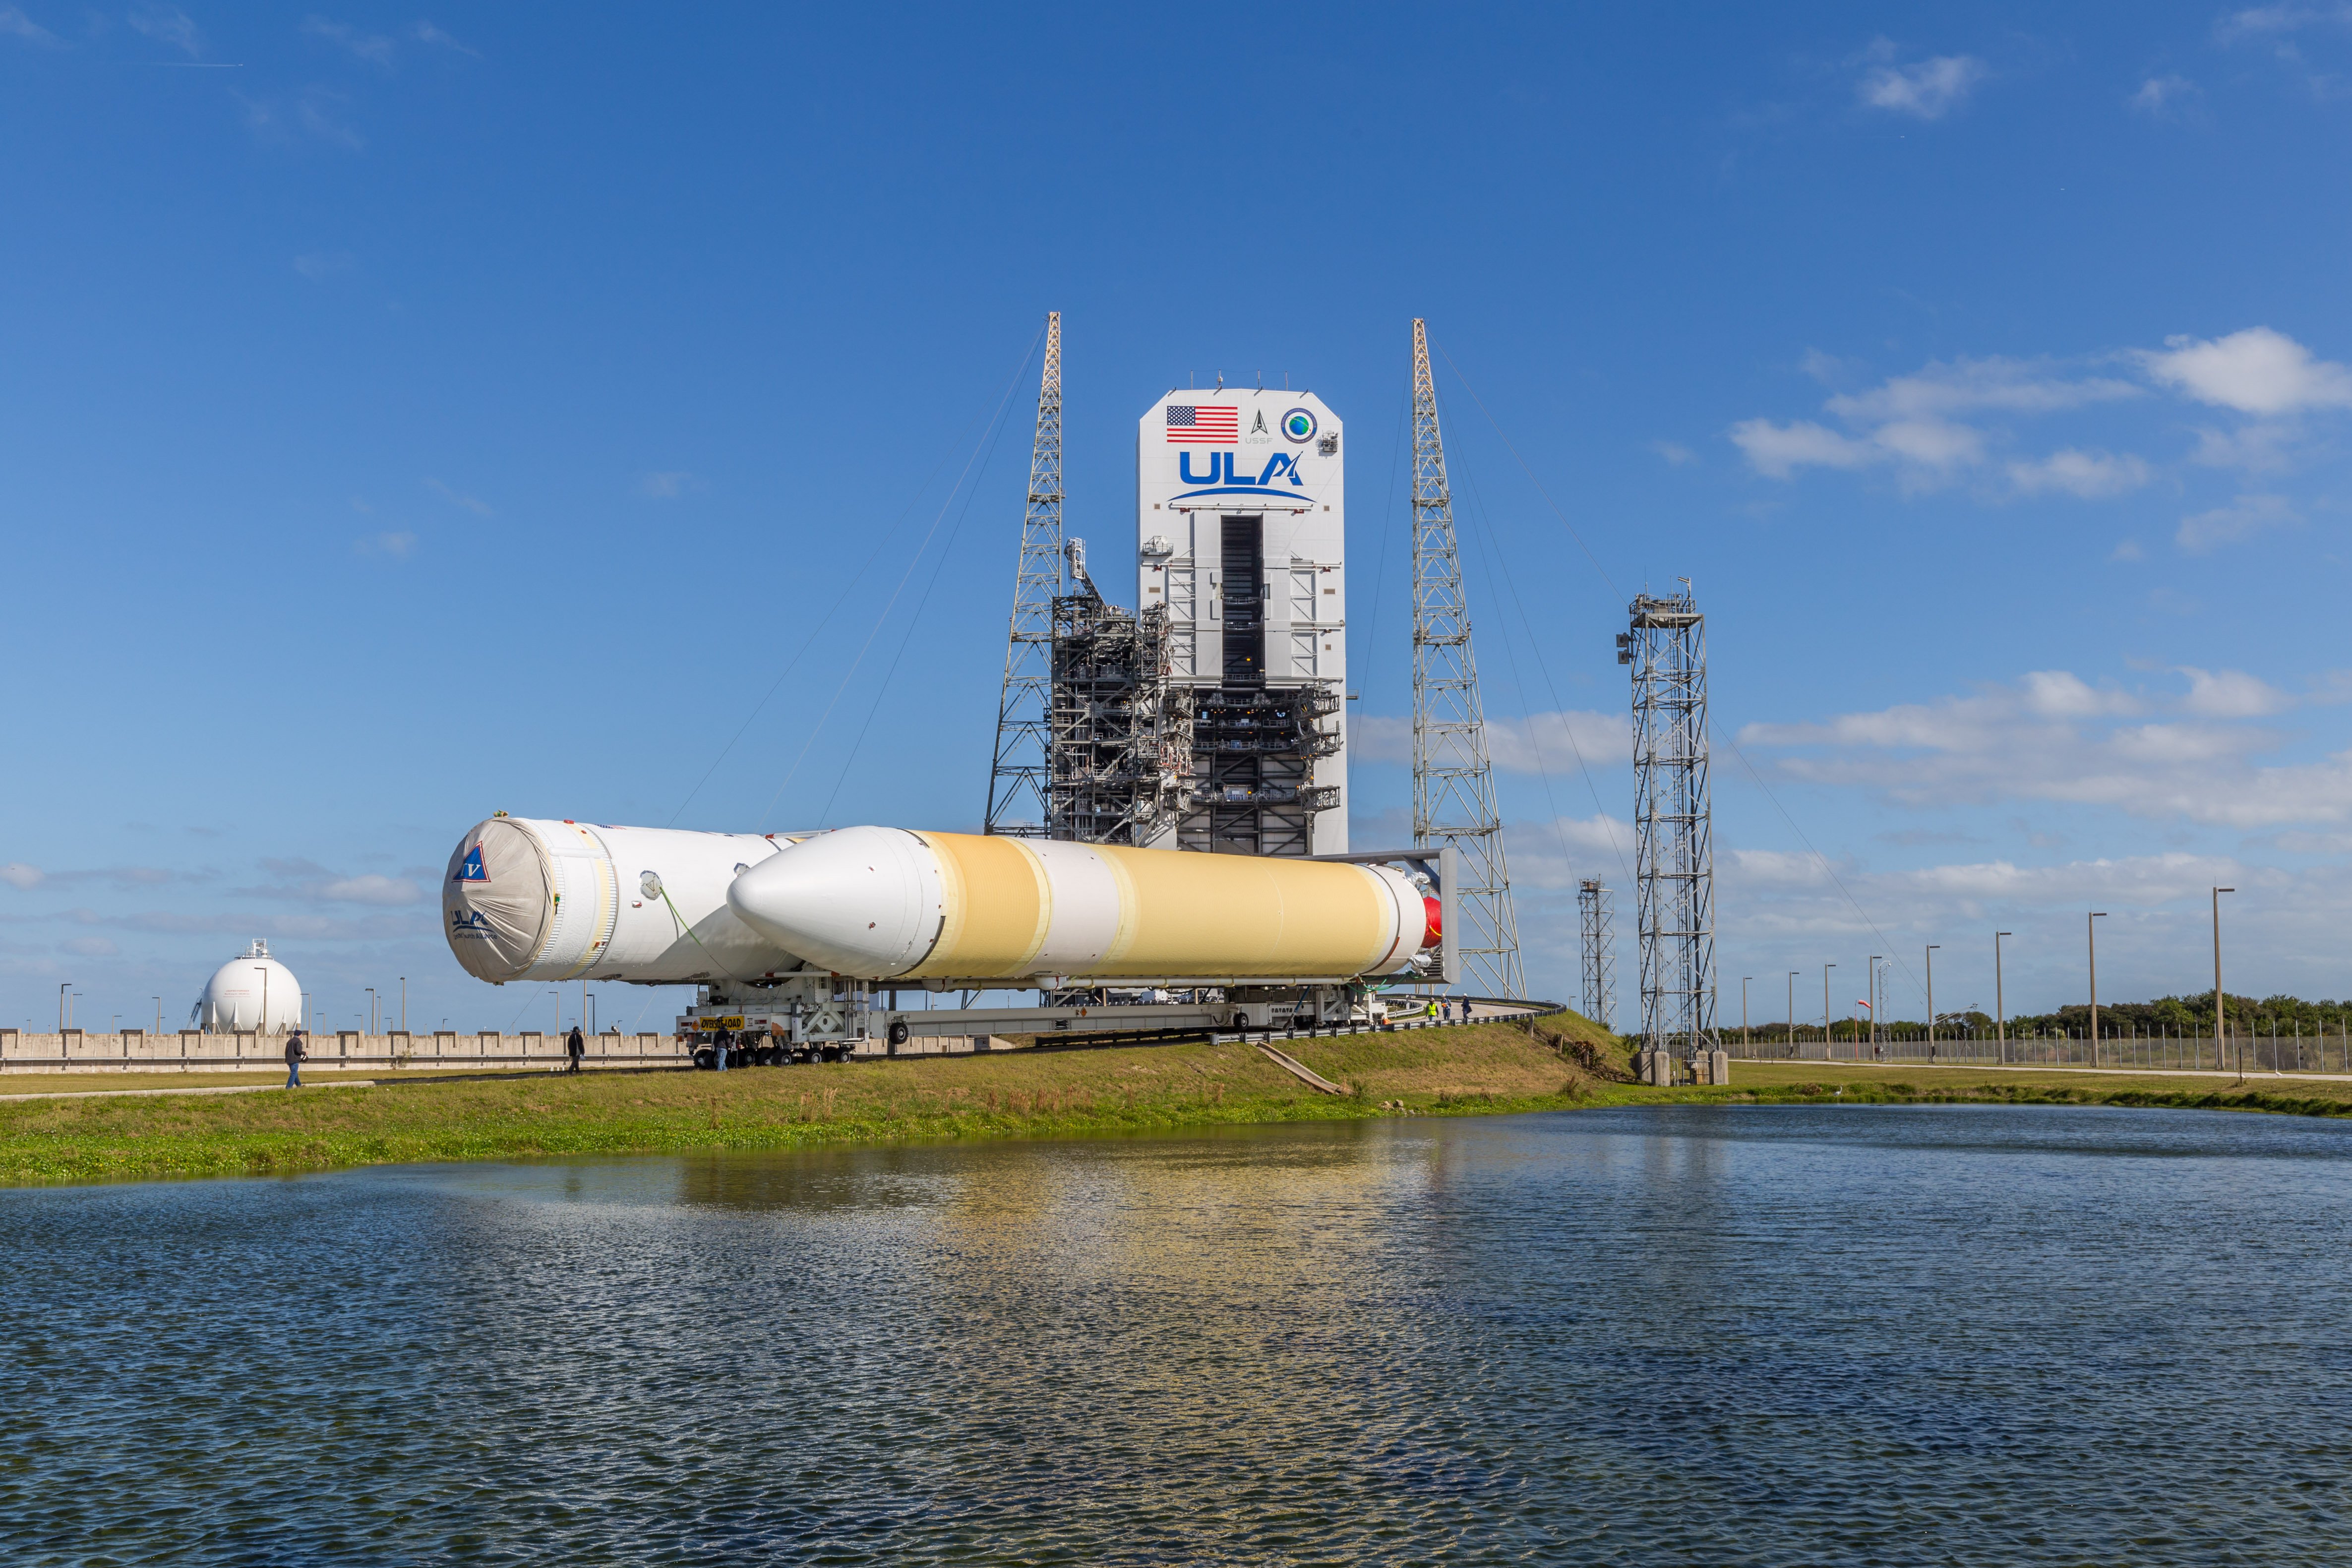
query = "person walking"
xmin=565 ymin=1024 xmax=585 ymax=1075
xmin=283 ymin=1029 xmax=308 ymax=1089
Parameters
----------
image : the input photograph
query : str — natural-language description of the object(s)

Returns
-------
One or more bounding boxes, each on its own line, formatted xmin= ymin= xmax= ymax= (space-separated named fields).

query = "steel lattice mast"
xmin=1578 ymin=879 xmax=1616 ymax=1030
xmin=1408 ymin=318 xmax=1523 ymax=998
xmin=984 ymin=311 xmax=1065 ymax=837
xmin=1618 ymin=584 xmax=1716 ymax=1060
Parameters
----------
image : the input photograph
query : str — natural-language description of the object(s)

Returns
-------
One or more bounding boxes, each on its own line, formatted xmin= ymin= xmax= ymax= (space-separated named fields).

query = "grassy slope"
xmin=3 ymin=1015 xmax=2347 ymax=1187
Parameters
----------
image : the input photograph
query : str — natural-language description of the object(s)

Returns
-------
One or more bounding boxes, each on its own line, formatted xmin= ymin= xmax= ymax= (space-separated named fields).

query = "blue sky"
xmin=5 ymin=3 xmax=2351 ymax=1035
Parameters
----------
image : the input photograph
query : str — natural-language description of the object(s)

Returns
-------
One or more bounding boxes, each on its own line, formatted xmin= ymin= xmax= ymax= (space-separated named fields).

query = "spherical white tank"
xmin=195 ymin=939 xmax=304 ymax=1033
xmin=442 ymin=815 xmax=813 ymax=985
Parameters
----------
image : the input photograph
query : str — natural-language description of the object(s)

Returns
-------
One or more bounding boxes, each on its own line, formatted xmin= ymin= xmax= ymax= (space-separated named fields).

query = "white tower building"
xmin=194 ymin=938 xmax=303 ymax=1033
xmin=1137 ymin=388 xmax=1347 ymax=856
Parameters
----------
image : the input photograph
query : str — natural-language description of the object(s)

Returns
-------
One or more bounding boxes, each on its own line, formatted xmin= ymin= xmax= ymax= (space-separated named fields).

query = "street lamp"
xmin=152 ymin=996 xmax=161 ymax=1035
xmin=1823 ymin=963 xmax=1837 ymax=1059
xmin=1788 ymin=971 xmax=1800 ymax=1059
xmin=399 ymin=976 xmax=406 ymax=1033
xmin=59 ymin=982 xmax=70 ymax=1034
xmin=1926 ymin=945 xmax=1939 ymax=1053
xmin=365 ymin=987 xmax=378 ymax=1037
xmin=1994 ymin=933 xmax=2011 ymax=1065
xmin=2213 ymin=887 xmax=2235 ymax=1080
xmin=2087 ymin=912 xmax=2108 ymax=1068
xmin=1741 ymin=976 xmax=1752 ymax=1056
xmin=256 ymin=966 xmax=270 ymax=1038
xmin=1868 ymin=956 xmax=1881 ymax=1050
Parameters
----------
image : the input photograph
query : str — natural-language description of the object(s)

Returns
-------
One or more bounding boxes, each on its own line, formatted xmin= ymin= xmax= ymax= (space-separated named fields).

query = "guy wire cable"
xmin=1438 ymin=373 xmax=1631 ymax=889
xmin=814 ymin=354 xmax=1026 ymax=827
xmin=1438 ymin=337 xmax=1920 ymax=989
xmin=667 ymin=318 xmax=1047 ymax=828
xmin=758 ymin=334 xmax=1036 ymax=832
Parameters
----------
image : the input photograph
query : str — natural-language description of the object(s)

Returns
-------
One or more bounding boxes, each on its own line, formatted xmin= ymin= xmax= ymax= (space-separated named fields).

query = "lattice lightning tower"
xmin=984 ymin=312 xmax=1065 ymax=837
xmin=1617 ymin=584 xmax=1716 ymax=1059
xmin=1408 ymin=318 xmax=1523 ymax=998
xmin=1578 ymin=880 xmax=1616 ymax=1030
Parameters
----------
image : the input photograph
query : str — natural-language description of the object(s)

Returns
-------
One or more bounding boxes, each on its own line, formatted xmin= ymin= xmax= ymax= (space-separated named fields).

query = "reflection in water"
xmin=4 ymin=1105 xmax=2352 ymax=1563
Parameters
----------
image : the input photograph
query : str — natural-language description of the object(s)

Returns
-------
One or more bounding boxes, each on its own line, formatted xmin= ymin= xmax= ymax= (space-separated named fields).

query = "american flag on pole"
xmin=1166 ymin=404 xmax=1239 ymax=444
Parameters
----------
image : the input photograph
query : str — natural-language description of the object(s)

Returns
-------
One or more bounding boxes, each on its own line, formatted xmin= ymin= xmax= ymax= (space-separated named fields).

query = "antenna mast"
xmin=1578 ymin=879 xmax=1616 ymax=1029
xmin=1408 ymin=319 xmax=1523 ymax=998
xmin=984 ymin=311 xmax=1065 ymax=837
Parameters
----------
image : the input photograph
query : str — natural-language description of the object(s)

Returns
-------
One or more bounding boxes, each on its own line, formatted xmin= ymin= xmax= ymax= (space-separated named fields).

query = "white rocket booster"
xmin=443 ymin=817 xmax=1436 ymax=987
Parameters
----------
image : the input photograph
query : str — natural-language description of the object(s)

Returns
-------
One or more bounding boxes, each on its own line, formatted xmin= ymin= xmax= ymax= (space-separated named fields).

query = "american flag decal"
xmin=1166 ymin=405 xmax=1239 ymax=444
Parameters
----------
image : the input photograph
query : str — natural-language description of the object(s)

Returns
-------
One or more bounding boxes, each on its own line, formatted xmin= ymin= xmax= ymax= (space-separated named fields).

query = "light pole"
xmin=59 ymin=982 xmax=69 ymax=1034
xmin=1823 ymin=963 xmax=1837 ymax=1058
xmin=2214 ymin=887 xmax=2235 ymax=1079
xmin=2087 ymin=912 xmax=2107 ymax=1068
xmin=1868 ymin=955 xmax=1881 ymax=1050
xmin=1994 ymin=932 xmax=2011 ymax=1065
xmin=365 ymin=987 xmax=378 ymax=1037
xmin=1788 ymin=971 xmax=1800 ymax=1059
xmin=1741 ymin=976 xmax=1752 ymax=1056
xmin=1925 ymin=945 xmax=1939 ymax=1053
xmin=399 ymin=977 xmax=407 ymax=1033
xmin=152 ymin=996 xmax=161 ymax=1034
xmin=257 ymin=966 xmax=271 ymax=1038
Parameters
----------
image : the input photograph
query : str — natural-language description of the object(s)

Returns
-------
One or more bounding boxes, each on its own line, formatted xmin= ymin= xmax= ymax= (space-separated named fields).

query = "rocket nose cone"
xmin=725 ymin=826 xmax=941 ymax=978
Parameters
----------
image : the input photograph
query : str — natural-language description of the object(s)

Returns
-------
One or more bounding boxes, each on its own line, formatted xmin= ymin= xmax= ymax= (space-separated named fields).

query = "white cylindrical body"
xmin=195 ymin=941 xmax=304 ymax=1033
xmin=442 ymin=816 xmax=809 ymax=985
xmin=727 ymin=825 xmax=1433 ymax=984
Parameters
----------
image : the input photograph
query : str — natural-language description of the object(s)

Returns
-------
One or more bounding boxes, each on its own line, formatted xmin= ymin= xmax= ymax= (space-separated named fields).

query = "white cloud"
xmin=248 ymin=858 xmax=424 ymax=906
xmin=424 ymin=477 xmax=493 ymax=516
xmin=2178 ymin=666 xmax=2292 ymax=718
xmin=301 ymin=16 xmax=394 ymax=66
xmin=2110 ymin=539 xmax=2145 ymax=562
xmin=409 ymin=20 xmax=477 ymax=56
xmin=0 ymin=6 xmax=59 ymax=43
xmin=2007 ymin=448 xmax=2151 ymax=497
xmin=319 ymin=874 xmax=423 ymax=905
xmin=1857 ymin=46 xmax=1987 ymax=119
xmin=1650 ymin=440 xmax=1696 ymax=466
xmin=1354 ymin=710 xmax=1629 ymax=774
xmin=1739 ymin=668 xmax=2352 ymax=829
xmin=1728 ymin=419 xmax=1874 ymax=478
xmin=2137 ymin=327 xmax=2352 ymax=415
xmin=1825 ymin=357 xmax=2139 ymax=422
xmin=2218 ymin=4 xmax=2352 ymax=41
xmin=127 ymin=4 xmax=202 ymax=57
xmin=2177 ymin=493 xmax=2297 ymax=551
xmin=354 ymin=530 xmax=417 ymax=559
xmin=2130 ymin=75 xmax=2200 ymax=115
xmin=1 ymin=863 xmax=41 ymax=889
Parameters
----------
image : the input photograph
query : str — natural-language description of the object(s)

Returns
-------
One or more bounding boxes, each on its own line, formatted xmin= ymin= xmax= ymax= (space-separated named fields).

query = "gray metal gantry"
xmin=1617 ymin=585 xmax=1717 ymax=1060
xmin=1408 ymin=318 xmax=1523 ymax=999
xmin=984 ymin=311 xmax=1066 ymax=838
xmin=1049 ymin=540 xmax=1196 ymax=846
xmin=1578 ymin=879 xmax=1616 ymax=1031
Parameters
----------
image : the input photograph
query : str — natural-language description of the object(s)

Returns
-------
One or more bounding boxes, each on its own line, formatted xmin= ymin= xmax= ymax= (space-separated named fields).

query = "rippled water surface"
xmin=6 ymin=1104 xmax=2352 ymax=1564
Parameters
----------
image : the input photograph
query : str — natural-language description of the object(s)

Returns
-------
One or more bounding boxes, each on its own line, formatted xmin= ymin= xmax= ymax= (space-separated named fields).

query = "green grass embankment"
xmin=6 ymin=1022 xmax=2350 ymax=1188
xmin=0 ymin=1017 xmax=1623 ymax=1187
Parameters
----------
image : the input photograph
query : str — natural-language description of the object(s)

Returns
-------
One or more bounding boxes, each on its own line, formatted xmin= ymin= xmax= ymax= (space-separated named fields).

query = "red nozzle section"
xmin=1421 ymin=896 xmax=1443 ymax=950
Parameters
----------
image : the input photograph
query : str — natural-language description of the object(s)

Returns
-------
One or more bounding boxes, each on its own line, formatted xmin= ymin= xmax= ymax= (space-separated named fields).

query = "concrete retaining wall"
xmin=0 ymin=1029 xmax=688 ymax=1074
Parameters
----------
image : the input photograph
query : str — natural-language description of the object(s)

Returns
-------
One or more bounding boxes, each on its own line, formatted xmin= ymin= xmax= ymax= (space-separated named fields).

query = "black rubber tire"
xmin=887 ymin=1020 xmax=911 ymax=1047
xmin=691 ymin=1047 xmax=716 ymax=1071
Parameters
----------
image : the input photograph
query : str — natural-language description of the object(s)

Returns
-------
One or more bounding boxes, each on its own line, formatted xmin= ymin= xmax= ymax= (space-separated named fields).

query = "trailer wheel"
xmin=691 ymin=1047 xmax=716 ymax=1071
xmin=887 ymin=1020 xmax=911 ymax=1048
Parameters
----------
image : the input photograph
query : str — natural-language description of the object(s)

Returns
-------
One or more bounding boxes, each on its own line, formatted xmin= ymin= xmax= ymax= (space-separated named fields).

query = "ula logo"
xmin=1177 ymin=450 xmax=1309 ymax=491
xmin=457 ymin=844 xmax=488 ymax=882
xmin=450 ymin=908 xmax=493 ymax=934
